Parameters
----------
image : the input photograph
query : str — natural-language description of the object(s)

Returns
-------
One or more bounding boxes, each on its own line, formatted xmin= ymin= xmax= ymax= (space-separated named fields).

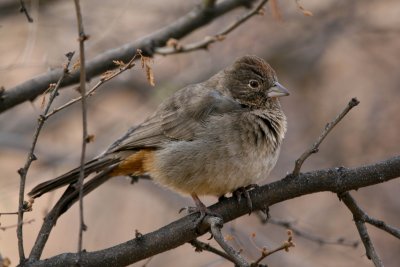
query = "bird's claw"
xmin=233 ymin=184 xmax=259 ymax=214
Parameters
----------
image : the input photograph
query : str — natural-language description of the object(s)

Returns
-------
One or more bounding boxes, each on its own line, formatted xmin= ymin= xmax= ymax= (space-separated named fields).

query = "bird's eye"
xmin=248 ymin=80 xmax=260 ymax=89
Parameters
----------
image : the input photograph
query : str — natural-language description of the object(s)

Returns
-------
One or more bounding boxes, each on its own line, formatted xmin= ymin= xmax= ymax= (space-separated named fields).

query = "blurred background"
xmin=0 ymin=0 xmax=399 ymax=266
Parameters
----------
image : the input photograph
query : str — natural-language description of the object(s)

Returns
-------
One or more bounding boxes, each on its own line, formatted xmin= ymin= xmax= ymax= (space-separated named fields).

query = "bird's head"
xmin=220 ymin=55 xmax=289 ymax=108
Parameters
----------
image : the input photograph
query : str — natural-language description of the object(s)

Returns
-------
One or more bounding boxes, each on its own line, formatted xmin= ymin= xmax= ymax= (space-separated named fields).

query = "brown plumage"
xmin=28 ymin=55 xmax=289 ymax=215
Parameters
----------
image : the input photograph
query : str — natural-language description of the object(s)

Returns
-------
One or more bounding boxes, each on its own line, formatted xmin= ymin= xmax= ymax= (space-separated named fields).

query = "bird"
xmin=28 ymin=55 xmax=289 ymax=219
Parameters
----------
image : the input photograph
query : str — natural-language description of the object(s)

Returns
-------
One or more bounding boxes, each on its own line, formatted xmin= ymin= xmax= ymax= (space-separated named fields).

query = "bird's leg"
xmin=191 ymin=193 xmax=208 ymax=221
xmin=180 ymin=193 xmax=222 ymax=227
xmin=233 ymin=184 xmax=259 ymax=214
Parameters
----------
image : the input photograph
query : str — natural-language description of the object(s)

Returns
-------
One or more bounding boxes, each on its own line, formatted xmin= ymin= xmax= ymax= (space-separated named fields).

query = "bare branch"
xmin=339 ymin=192 xmax=399 ymax=267
xmin=155 ymin=0 xmax=269 ymax=55
xmin=73 ymin=0 xmax=89 ymax=260
xmin=206 ymin=216 xmax=249 ymax=267
xmin=251 ymin=230 xmax=294 ymax=266
xmin=292 ymin=98 xmax=360 ymax=175
xmin=45 ymin=52 xmax=140 ymax=118
xmin=26 ymin=155 xmax=400 ymax=267
xmin=1 ymin=219 xmax=35 ymax=231
xmin=16 ymin=52 xmax=74 ymax=265
xmin=19 ymin=0 xmax=33 ymax=23
xmin=190 ymin=239 xmax=234 ymax=263
xmin=0 ymin=0 xmax=258 ymax=114
xmin=366 ymin=217 xmax=400 ymax=239
xmin=259 ymin=215 xmax=359 ymax=247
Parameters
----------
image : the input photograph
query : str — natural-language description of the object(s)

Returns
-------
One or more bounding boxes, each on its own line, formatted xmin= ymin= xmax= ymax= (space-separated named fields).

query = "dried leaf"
xmin=100 ymin=70 xmax=116 ymax=81
xmin=113 ymin=60 xmax=126 ymax=67
xmin=140 ymin=55 xmax=155 ymax=86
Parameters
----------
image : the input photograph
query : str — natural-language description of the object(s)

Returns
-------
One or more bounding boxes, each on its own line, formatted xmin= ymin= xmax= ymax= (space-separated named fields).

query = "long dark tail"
xmin=28 ymin=157 xmax=119 ymax=198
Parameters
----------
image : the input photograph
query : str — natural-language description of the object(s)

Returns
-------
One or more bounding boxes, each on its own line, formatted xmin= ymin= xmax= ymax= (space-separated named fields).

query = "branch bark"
xmin=25 ymin=155 xmax=400 ymax=267
xmin=0 ymin=0 xmax=256 ymax=113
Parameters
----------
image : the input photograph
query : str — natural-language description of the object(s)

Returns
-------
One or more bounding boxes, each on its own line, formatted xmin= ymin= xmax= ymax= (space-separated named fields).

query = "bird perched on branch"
xmin=28 ymin=55 xmax=289 ymax=220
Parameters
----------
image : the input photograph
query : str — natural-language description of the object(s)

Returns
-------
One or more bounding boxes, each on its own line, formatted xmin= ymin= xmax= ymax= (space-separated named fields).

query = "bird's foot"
xmin=233 ymin=184 xmax=259 ymax=214
xmin=180 ymin=193 xmax=222 ymax=231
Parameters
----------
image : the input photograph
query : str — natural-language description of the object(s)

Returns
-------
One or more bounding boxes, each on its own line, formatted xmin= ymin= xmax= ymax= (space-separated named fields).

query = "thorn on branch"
xmin=135 ymin=229 xmax=143 ymax=239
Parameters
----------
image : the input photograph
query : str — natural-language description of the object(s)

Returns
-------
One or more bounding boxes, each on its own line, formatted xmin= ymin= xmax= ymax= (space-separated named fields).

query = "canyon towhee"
xmin=28 ymin=55 xmax=289 ymax=218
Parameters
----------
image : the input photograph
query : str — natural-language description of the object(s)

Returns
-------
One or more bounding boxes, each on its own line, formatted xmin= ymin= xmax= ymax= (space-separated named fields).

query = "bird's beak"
xmin=267 ymin=82 xmax=290 ymax=98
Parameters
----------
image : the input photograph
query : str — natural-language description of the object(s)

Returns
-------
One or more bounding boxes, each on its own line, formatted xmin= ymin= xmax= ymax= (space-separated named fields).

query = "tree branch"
xmin=0 ymin=0 xmax=256 ymax=113
xmin=25 ymin=155 xmax=400 ymax=267
xmin=190 ymin=239 xmax=234 ymax=263
xmin=155 ymin=0 xmax=268 ymax=55
xmin=339 ymin=192 xmax=391 ymax=267
xmin=258 ymin=215 xmax=359 ymax=247
xmin=19 ymin=0 xmax=33 ymax=23
xmin=16 ymin=52 xmax=74 ymax=265
xmin=73 ymin=0 xmax=88 ymax=260
xmin=206 ymin=216 xmax=249 ymax=266
xmin=292 ymin=98 xmax=360 ymax=175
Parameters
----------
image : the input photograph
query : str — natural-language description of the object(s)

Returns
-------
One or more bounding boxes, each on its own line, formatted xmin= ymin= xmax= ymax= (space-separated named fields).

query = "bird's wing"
xmin=108 ymin=84 xmax=243 ymax=152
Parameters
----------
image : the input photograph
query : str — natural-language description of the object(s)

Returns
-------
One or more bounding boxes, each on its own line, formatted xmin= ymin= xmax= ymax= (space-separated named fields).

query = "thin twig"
xmin=257 ymin=213 xmax=359 ymax=247
xmin=206 ymin=216 xmax=250 ymax=267
xmin=1 ymin=219 xmax=35 ymax=231
xmin=251 ymin=230 xmax=295 ymax=266
xmin=190 ymin=239 xmax=234 ymax=262
xmin=0 ymin=212 xmax=19 ymax=216
xmin=16 ymin=52 xmax=74 ymax=265
xmin=339 ymin=192 xmax=384 ymax=267
xmin=73 ymin=0 xmax=88 ymax=260
xmin=19 ymin=0 xmax=33 ymax=23
xmin=292 ymin=98 xmax=360 ymax=175
xmin=366 ymin=216 xmax=400 ymax=239
xmin=155 ymin=0 xmax=269 ymax=55
xmin=45 ymin=51 xmax=140 ymax=119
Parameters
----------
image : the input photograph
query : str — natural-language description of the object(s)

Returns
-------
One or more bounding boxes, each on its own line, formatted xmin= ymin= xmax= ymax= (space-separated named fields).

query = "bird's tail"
xmin=28 ymin=157 xmax=119 ymax=199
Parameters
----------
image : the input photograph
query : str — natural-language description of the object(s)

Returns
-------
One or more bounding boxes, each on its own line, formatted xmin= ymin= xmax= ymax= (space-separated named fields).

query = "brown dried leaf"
xmin=140 ymin=56 xmax=155 ymax=86
xmin=100 ymin=70 xmax=116 ymax=81
xmin=113 ymin=60 xmax=126 ymax=67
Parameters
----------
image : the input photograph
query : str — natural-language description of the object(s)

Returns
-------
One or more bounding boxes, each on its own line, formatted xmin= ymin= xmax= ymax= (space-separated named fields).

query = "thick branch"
xmin=0 ymin=0 xmax=255 ymax=113
xmin=26 ymin=155 xmax=400 ymax=267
